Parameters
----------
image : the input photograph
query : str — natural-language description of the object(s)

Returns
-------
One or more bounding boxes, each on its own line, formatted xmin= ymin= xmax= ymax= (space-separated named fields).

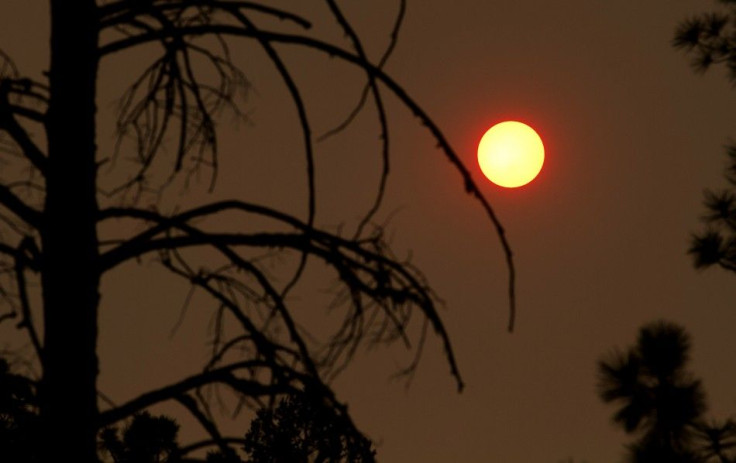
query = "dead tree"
xmin=0 ymin=1 xmax=515 ymax=461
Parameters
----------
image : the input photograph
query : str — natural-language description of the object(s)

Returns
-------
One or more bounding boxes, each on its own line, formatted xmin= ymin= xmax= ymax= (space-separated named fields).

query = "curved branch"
xmin=99 ymin=201 xmax=309 ymax=270
xmin=324 ymin=0 xmax=391 ymax=238
xmin=100 ymin=208 xmax=465 ymax=389
xmin=319 ymin=0 xmax=404 ymax=142
xmin=160 ymin=253 xmax=302 ymax=373
xmin=99 ymin=24 xmax=517 ymax=331
xmin=228 ymin=10 xmax=315 ymax=299
xmin=205 ymin=237 xmax=321 ymax=379
xmin=176 ymin=394 xmax=233 ymax=457
xmin=97 ymin=361 xmax=295 ymax=428
xmin=98 ymin=1 xmax=312 ymax=31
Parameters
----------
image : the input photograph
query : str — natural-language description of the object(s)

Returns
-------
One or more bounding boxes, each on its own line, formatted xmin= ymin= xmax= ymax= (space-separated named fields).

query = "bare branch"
xmin=161 ymin=253 xmax=302 ymax=371
xmin=227 ymin=9 xmax=316 ymax=299
xmin=97 ymin=361 xmax=296 ymax=428
xmin=319 ymin=0 xmax=405 ymax=143
xmin=98 ymin=1 xmax=312 ymax=31
xmin=0 ymin=80 xmax=47 ymax=173
xmin=99 ymin=24 xmax=516 ymax=331
xmin=98 ymin=201 xmax=304 ymax=270
xmin=103 ymin=18 xmax=250 ymax=200
xmin=7 ymin=104 xmax=45 ymax=123
xmin=100 ymin=206 xmax=465 ymax=389
xmin=176 ymin=394 xmax=234 ymax=456
xmin=323 ymin=0 xmax=391 ymax=238
xmin=0 ymin=184 xmax=42 ymax=229
xmin=15 ymin=237 xmax=42 ymax=359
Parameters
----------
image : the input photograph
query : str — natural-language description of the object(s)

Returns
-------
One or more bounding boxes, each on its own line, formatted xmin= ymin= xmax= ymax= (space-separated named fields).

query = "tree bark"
xmin=40 ymin=1 xmax=101 ymax=461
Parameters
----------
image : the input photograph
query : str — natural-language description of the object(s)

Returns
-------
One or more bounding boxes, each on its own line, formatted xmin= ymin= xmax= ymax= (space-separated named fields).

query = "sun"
xmin=477 ymin=121 xmax=544 ymax=188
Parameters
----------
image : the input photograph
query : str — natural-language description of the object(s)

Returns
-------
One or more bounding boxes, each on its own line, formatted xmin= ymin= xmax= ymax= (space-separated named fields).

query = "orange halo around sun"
xmin=477 ymin=121 xmax=544 ymax=188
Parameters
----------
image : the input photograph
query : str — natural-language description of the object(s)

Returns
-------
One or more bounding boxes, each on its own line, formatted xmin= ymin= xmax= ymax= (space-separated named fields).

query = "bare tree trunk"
xmin=40 ymin=1 xmax=101 ymax=461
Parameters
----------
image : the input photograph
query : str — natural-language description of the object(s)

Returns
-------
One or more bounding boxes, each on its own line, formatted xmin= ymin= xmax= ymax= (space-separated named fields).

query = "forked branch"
xmin=99 ymin=23 xmax=516 ymax=331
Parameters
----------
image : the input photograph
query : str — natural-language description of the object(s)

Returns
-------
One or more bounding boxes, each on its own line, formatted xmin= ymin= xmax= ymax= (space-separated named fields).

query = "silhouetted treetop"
xmin=241 ymin=394 xmax=374 ymax=463
xmin=674 ymin=1 xmax=736 ymax=275
xmin=598 ymin=321 xmax=705 ymax=462
xmin=598 ymin=321 xmax=736 ymax=463
xmin=673 ymin=1 xmax=736 ymax=81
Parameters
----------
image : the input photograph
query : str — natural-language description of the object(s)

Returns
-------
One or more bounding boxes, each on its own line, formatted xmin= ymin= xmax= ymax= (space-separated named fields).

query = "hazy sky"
xmin=3 ymin=1 xmax=736 ymax=462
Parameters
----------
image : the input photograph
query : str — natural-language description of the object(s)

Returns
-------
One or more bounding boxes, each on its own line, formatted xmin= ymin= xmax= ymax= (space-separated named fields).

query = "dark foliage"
xmin=598 ymin=321 xmax=705 ymax=462
xmin=674 ymin=1 xmax=736 ymax=274
xmin=598 ymin=321 xmax=736 ymax=463
xmin=0 ymin=358 xmax=36 ymax=462
xmin=99 ymin=412 xmax=181 ymax=463
xmin=673 ymin=0 xmax=736 ymax=82
xmin=241 ymin=394 xmax=374 ymax=463
xmin=687 ymin=148 xmax=736 ymax=273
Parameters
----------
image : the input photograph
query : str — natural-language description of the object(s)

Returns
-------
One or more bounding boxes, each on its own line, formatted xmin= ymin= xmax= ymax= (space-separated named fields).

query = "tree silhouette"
xmin=669 ymin=5 xmax=736 ymax=460
xmin=673 ymin=0 xmax=736 ymax=274
xmin=598 ymin=321 xmax=736 ymax=463
xmin=99 ymin=412 xmax=181 ymax=463
xmin=0 ymin=1 xmax=515 ymax=461
xmin=597 ymin=321 xmax=706 ymax=462
xmin=239 ymin=394 xmax=374 ymax=463
xmin=98 ymin=394 xmax=375 ymax=463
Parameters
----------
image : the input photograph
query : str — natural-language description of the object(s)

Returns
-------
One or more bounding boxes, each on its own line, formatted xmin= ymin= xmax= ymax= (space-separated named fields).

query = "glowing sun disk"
xmin=477 ymin=121 xmax=544 ymax=188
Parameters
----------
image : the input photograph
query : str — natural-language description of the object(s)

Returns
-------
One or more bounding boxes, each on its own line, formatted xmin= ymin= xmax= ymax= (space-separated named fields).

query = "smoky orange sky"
xmin=2 ymin=1 xmax=736 ymax=462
